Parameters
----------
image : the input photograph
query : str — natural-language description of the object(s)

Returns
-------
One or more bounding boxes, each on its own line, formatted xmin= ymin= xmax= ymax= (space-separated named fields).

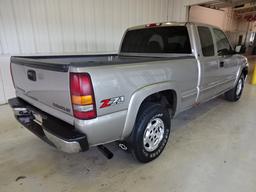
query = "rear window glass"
xmin=121 ymin=26 xmax=192 ymax=54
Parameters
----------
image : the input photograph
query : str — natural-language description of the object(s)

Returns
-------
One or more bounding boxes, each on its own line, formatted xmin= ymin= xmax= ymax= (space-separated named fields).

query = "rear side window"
xmin=198 ymin=26 xmax=214 ymax=57
xmin=121 ymin=26 xmax=191 ymax=54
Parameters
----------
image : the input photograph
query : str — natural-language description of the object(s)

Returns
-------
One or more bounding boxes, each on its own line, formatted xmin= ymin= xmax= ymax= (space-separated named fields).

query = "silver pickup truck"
xmin=9 ymin=22 xmax=248 ymax=163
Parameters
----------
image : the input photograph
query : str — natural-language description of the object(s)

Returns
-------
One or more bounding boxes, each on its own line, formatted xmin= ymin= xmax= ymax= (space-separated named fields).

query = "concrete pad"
xmin=0 ymin=85 xmax=256 ymax=192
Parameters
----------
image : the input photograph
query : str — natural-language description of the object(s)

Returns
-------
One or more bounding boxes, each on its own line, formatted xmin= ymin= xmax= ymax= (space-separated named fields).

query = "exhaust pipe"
xmin=97 ymin=145 xmax=113 ymax=159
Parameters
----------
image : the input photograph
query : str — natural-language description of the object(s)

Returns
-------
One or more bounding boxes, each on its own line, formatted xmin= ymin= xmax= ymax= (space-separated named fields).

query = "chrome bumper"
xmin=8 ymin=97 xmax=89 ymax=153
xmin=44 ymin=130 xmax=82 ymax=153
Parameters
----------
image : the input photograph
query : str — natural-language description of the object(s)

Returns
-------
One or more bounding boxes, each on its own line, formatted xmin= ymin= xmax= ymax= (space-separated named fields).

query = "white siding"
xmin=0 ymin=0 xmax=192 ymax=103
xmin=0 ymin=56 xmax=15 ymax=104
xmin=0 ymin=0 xmax=190 ymax=56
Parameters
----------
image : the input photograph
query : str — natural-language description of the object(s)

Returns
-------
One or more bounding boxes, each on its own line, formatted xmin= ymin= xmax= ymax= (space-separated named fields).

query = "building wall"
xmin=189 ymin=6 xmax=226 ymax=29
xmin=189 ymin=6 xmax=239 ymax=32
xmin=0 ymin=0 xmax=193 ymax=56
xmin=225 ymin=16 xmax=256 ymax=49
xmin=222 ymin=7 xmax=239 ymax=32
xmin=0 ymin=0 xmax=209 ymax=104
xmin=188 ymin=5 xmax=256 ymax=48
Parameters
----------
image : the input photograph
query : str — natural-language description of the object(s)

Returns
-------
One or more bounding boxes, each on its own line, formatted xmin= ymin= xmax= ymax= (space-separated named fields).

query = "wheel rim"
xmin=143 ymin=117 xmax=165 ymax=152
xmin=236 ymin=78 xmax=243 ymax=96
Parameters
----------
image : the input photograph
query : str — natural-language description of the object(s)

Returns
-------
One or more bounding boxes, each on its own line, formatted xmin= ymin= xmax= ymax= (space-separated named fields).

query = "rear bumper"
xmin=8 ymin=97 xmax=89 ymax=153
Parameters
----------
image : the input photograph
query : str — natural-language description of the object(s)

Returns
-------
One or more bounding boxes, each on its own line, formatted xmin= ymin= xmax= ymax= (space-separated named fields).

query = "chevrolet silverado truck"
xmin=9 ymin=22 xmax=248 ymax=163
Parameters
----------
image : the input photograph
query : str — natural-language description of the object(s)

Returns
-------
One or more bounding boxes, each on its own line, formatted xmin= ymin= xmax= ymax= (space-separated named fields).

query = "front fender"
xmin=121 ymin=81 xmax=180 ymax=139
xmin=234 ymin=55 xmax=249 ymax=86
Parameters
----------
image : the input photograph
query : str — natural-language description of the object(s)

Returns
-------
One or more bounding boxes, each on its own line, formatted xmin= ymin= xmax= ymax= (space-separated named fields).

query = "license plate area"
xmin=14 ymin=107 xmax=44 ymax=126
xmin=13 ymin=107 xmax=31 ymax=116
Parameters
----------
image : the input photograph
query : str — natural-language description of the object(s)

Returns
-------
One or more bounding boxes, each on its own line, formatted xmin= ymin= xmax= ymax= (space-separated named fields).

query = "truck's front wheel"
xmin=131 ymin=103 xmax=171 ymax=163
xmin=225 ymin=74 xmax=245 ymax=102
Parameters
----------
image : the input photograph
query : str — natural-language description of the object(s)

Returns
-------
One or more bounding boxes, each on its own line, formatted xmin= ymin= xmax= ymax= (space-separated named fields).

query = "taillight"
xmin=70 ymin=73 xmax=97 ymax=120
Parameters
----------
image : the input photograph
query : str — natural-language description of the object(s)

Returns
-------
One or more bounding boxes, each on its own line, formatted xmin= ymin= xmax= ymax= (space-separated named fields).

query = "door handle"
xmin=219 ymin=61 xmax=224 ymax=68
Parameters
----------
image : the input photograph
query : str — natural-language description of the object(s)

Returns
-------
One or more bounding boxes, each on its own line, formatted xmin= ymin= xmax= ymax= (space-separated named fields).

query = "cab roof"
xmin=127 ymin=21 xmax=221 ymax=31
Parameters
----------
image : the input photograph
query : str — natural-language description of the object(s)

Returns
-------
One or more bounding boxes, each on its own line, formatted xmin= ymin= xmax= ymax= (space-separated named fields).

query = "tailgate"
xmin=11 ymin=57 xmax=73 ymax=123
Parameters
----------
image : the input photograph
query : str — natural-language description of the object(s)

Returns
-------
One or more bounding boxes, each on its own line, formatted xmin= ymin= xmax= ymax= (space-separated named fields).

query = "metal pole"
xmin=244 ymin=21 xmax=250 ymax=46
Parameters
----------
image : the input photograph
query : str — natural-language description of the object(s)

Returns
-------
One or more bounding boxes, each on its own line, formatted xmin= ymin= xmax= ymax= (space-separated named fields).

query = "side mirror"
xmin=235 ymin=45 xmax=242 ymax=53
xmin=218 ymin=48 xmax=231 ymax=56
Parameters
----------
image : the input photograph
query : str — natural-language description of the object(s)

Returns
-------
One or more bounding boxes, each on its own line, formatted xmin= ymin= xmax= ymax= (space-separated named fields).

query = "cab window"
xmin=198 ymin=26 xmax=214 ymax=57
xmin=213 ymin=28 xmax=232 ymax=56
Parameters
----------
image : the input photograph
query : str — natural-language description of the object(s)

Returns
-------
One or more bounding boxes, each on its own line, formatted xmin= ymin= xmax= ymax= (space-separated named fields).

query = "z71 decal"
xmin=100 ymin=96 xmax=125 ymax=108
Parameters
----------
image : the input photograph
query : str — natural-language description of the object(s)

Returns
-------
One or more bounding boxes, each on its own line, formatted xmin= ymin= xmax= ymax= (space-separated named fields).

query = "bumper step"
xmin=8 ymin=97 xmax=89 ymax=153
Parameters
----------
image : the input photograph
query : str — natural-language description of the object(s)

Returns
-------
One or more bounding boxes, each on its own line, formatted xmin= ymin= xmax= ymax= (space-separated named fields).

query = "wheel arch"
xmin=121 ymin=82 xmax=180 ymax=140
xmin=242 ymin=66 xmax=248 ymax=79
xmin=234 ymin=65 xmax=249 ymax=86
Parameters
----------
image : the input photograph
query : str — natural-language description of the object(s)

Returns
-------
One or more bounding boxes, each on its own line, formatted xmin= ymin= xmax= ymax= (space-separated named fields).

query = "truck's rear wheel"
xmin=131 ymin=103 xmax=171 ymax=163
xmin=224 ymin=74 xmax=244 ymax=102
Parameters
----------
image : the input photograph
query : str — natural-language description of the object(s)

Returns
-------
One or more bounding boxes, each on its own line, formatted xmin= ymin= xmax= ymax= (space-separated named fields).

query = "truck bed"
xmin=11 ymin=54 xmax=191 ymax=72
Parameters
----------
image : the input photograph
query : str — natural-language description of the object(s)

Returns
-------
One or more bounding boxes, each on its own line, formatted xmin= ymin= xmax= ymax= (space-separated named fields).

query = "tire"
xmin=130 ymin=102 xmax=171 ymax=163
xmin=224 ymin=74 xmax=245 ymax=102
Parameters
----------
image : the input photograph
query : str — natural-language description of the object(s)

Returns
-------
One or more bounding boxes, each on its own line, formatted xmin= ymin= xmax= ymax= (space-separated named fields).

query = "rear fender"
xmin=121 ymin=81 xmax=180 ymax=139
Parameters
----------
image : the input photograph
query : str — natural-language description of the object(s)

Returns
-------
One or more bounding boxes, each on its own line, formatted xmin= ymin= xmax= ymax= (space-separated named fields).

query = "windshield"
xmin=121 ymin=26 xmax=191 ymax=54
